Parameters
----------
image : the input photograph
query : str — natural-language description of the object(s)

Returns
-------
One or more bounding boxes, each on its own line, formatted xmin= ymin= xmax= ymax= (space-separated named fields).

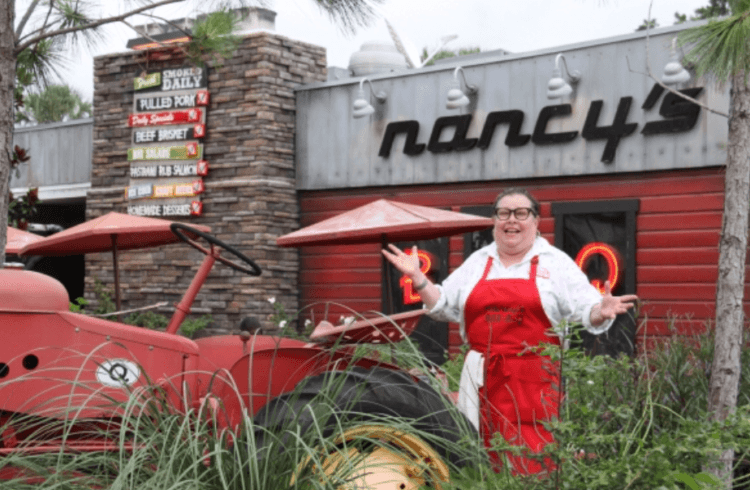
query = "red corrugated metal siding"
xmin=297 ymin=167 xmax=739 ymax=354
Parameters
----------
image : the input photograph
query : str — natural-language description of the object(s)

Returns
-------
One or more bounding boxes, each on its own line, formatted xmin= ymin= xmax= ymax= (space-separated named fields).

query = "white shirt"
xmin=428 ymin=236 xmax=614 ymax=342
xmin=427 ymin=236 xmax=614 ymax=430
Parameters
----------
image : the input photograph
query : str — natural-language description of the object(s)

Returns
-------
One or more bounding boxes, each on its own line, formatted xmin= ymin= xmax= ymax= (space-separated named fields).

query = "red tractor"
xmin=0 ymin=224 xmax=468 ymax=488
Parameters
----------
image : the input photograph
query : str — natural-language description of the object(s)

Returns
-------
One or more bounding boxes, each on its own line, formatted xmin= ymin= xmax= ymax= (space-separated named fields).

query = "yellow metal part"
xmin=292 ymin=425 xmax=450 ymax=490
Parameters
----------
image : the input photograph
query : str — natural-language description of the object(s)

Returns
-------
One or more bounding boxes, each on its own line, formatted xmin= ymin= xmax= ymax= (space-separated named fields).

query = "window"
xmin=383 ymin=237 xmax=449 ymax=364
xmin=552 ymin=199 xmax=639 ymax=356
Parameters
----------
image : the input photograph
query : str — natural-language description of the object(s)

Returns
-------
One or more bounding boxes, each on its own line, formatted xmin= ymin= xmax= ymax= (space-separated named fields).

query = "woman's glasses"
xmin=494 ymin=207 xmax=535 ymax=221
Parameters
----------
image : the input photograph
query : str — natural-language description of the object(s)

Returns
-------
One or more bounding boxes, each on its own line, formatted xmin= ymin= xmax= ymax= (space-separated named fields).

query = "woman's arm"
xmin=547 ymin=246 xmax=636 ymax=332
xmin=588 ymin=280 xmax=638 ymax=326
xmin=381 ymin=244 xmax=441 ymax=310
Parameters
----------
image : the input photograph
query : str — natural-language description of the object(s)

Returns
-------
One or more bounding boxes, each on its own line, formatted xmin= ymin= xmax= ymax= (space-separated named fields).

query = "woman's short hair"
xmin=493 ymin=187 xmax=541 ymax=216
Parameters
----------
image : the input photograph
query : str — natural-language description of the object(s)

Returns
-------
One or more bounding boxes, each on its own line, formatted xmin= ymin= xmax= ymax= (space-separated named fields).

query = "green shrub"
xmin=69 ymin=280 xmax=211 ymax=338
xmin=6 ymin=307 xmax=750 ymax=489
xmin=445 ymin=324 xmax=750 ymax=489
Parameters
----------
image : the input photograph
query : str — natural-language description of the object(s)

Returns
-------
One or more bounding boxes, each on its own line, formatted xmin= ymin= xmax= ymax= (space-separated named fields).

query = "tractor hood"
xmin=0 ymin=269 xmax=69 ymax=312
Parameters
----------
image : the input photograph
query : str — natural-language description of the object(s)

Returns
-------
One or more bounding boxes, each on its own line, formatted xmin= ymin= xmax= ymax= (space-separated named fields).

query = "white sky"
xmin=35 ymin=0 xmax=710 ymax=101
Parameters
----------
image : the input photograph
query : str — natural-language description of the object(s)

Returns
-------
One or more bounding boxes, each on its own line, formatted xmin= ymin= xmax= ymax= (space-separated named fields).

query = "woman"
xmin=382 ymin=188 xmax=638 ymax=474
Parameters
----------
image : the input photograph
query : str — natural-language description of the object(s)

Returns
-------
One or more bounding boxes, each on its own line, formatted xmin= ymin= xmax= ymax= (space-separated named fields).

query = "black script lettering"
xmin=581 ymin=97 xmax=638 ymax=164
xmin=532 ymin=104 xmax=579 ymax=144
xmin=477 ymin=110 xmax=531 ymax=149
xmin=427 ymin=115 xmax=477 ymax=153
xmin=642 ymin=87 xmax=703 ymax=135
xmin=641 ymin=83 xmax=664 ymax=111
xmin=378 ymin=121 xmax=426 ymax=157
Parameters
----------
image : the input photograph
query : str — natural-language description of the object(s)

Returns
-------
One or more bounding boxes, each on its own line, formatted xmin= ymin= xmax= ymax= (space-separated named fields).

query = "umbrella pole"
xmin=111 ymin=234 xmax=122 ymax=317
xmin=381 ymin=235 xmax=394 ymax=315
xmin=382 ymin=234 xmax=398 ymax=363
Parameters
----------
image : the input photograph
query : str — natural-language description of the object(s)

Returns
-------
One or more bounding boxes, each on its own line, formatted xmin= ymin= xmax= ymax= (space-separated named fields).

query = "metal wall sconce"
xmin=662 ymin=37 xmax=690 ymax=85
xmin=446 ymin=66 xmax=479 ymax=109
xmin=352 ymin=78 xmax=387 ymax=118
xmin=547 ymin=53 xmax=581 ymax=99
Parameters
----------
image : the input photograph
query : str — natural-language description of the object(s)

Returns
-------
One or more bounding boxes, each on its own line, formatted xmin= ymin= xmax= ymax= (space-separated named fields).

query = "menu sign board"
xmin=127 ymin=143 xmax=202 ymax=161
xmin=135 ymin=91 xmax=209 ymax=112
xmin=128 ymin=108 xmax=202 ymax=127
xmin=133 ymin=67 xmax=207 ymax=92
xmin=133 ymin=124 xmax=205 ymax=144
xmin=128 ymin=202 xmax=203 ymax=217
xmin=128 ymin=65 xmax=209 ymax=217
xmin=126 ymin=180 xmax=205 ymax=200
xmin=130 ymin=161 xmax=209 ymax=178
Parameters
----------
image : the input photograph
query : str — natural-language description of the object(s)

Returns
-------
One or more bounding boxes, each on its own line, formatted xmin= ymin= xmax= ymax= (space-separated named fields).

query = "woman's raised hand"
xmin=381 ymin=244 xmax=421 ymax=278
xmin=597 ymin=281 xmax=639 ymax=320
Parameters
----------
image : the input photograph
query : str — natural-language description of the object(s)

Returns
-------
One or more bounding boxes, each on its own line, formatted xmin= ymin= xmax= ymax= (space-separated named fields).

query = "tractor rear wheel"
xmin=252 ymin=366 xmax=472 ymax=489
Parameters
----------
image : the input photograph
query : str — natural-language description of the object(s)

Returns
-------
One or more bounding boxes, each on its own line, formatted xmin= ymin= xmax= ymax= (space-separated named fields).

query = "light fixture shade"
xmin=662 ymin=60 xmax=690 ymax=85
xmin=352 ymin=88 xmax=375 ymax=118
xmin=352 ymin=79 xmax=387 ymax=119
xmin=446 ymin=87 xmax=470 ymax=109
xmin=547 ymin=69 xmax=572 ymax=99
xmin=547 ymin=56 xmax=581 ymax=100
xmin=445 ymin=66 xmax=478 ymax=110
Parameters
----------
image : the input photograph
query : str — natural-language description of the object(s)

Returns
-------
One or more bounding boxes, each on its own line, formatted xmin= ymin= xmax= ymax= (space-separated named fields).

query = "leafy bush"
xmin=29 ymin=303 xmax=750 ymax=489
xmin=69 ymin=279 xmax=211 ymax=337
xmin=445 ymin=325 xmax=750 ymax=490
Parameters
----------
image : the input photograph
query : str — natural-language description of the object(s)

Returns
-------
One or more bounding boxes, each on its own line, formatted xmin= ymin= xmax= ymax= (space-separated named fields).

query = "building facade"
xmin=12 ymin=19 xmax=741 ymax=360
xmin=293 ymin=21 xmax=731 ymax=357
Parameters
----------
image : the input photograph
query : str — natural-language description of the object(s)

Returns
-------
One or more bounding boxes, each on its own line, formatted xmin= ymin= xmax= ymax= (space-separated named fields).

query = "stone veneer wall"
xmin=87 ymin=33 xmax=326 ymax=334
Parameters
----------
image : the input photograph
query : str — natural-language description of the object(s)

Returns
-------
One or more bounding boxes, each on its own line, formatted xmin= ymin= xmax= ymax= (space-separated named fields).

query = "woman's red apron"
xmin=464 ymin=255 xmax=560 ymax=474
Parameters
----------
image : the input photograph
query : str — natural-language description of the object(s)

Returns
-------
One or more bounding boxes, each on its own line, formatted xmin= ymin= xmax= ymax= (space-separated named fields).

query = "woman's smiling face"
xmin=493 ymin=193 xmax=539 ymax=259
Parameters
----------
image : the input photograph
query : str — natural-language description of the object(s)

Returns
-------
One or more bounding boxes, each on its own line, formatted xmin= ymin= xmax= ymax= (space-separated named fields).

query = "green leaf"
xmin=694 ymin=472 xmax=722 ymax=486
xmin=673 ymin=473 xmax=700 ymax=490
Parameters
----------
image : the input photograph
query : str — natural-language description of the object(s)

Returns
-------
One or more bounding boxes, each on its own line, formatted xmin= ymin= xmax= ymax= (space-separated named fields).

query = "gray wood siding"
xmin=11 ymin=119 xmax=93 ymax=190
xmin=295 ymin=24 xmax=729 ymax=191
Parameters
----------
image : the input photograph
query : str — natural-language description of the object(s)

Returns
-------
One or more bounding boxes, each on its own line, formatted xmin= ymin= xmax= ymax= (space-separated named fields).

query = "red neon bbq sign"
xmin=575 ymin=242 xmax=623 ymax=295
xmin=399 ymin=249 xmax=435 ymax=304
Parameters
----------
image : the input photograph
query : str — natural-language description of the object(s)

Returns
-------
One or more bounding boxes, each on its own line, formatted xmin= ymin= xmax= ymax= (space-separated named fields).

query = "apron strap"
xmin=480 ymin=256 xmax=494 ymax=281
xmin=529 ymin=255 xmax=539 ymax=281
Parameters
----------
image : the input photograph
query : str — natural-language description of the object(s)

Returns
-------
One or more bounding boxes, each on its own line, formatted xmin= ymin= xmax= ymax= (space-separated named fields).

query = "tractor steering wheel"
xmin=170 ymin=223 xmax=262 ymax=276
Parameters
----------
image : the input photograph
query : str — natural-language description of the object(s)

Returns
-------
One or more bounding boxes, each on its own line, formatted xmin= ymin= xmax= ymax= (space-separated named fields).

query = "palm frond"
xmin=16 ymin=38 xmax=66 ymax=92
xmin=16 ymin=0 xmax=104 ymax=57
xmin=312 ymin=0 xmax=384 ymax=35
xmin=679 ymin=8 xmax=750 ymax=82
xmin=50 ymin=0 xmax=106 ymax=51
xmin=184 ymin=9 xmax=242 ymax=67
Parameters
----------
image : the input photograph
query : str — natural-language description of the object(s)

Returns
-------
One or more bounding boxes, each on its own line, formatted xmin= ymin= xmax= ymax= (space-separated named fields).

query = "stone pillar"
xmin=88 ymin=32 xmax=326 ymax=334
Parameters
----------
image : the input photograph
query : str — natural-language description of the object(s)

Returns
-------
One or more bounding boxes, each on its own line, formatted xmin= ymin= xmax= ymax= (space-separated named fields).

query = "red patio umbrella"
xmin=7 ymin=226 xmax=44 ymax=255
xmin=276 ymin=199 xmax=493 ymax=247
xmin=276 ymin=199 xmax=493 ymax=313
xmin=20 ymin=212 xmax=210 ymax=312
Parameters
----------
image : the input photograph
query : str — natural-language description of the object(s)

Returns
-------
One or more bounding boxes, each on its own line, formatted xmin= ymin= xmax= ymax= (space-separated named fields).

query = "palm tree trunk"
xmin=0 ymin=1 xmax=15 ymax=266
xmin=706 ymin=71 xmax=750 ymax=488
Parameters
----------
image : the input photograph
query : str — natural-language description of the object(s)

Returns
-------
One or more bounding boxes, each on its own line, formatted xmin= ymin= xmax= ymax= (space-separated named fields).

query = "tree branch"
xmin=15 ymin=0 xmax=43 ymax=40
xmin=17 ymin=0 xmax=59 ymax=44
xmin=14 ymin=0 xmax=187 ymax=55
xmin=40 ymin=0 xmax=57 ymax=38
xmin=627 ymin=0 xmax=729 ymax=119
xmin=135 ymin=12 xmax=193 ymax=38
xmin=625 ymin=56 xmax=729 ymax=118
xmin=94 ymin=302 xmax=169 ymax=318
